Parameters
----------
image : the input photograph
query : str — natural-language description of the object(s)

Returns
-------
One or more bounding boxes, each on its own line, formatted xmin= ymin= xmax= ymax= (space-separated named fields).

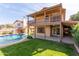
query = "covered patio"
xmin=62 ymin=21 xmax=78 ymax=37
xmin=34 ymin=21 xmax=79 ymax=44
xmin=35 ymin=35 xmax=74 ymax=44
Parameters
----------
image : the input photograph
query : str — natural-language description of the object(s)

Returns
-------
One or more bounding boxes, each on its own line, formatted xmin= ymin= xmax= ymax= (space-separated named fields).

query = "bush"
xmin=2 ymin=31 xmax=13 ymax=35
xmin=71 ymin=23 xmax=79 ymax=45
xmin=2 ymin=31 xmax=8 ymax=35
xmin=8 ymin=31 xmax=13 ymax=34
xmin=27 ymin=35 xmax=33 ymax=39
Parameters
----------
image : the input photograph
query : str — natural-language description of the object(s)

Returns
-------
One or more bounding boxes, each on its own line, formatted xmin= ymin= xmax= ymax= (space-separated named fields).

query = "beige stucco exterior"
xmin=45 ymin=26 xmax=51 ymax=37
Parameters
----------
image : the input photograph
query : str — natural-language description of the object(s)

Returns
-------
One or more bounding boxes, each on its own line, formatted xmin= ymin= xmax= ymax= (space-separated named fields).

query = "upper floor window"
xmin=51 ymin=15 xmax=61 ymax=22
xmin=45 ymin=15 xmax=49 ymax=22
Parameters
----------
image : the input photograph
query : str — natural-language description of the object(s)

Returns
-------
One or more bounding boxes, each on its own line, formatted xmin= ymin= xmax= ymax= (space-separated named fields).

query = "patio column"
xmin=60 ymin=22 xmax=63 ymax=42
xmin=49 ymin=14 xmax=51 ymax=22
xmin=49 ymin=14 xmax=51 ymax=37
xmin=63 ymin=9 xmax=66 ymax=21
xmin=44 ymin=11 xmax=46 ymax=39
xmin=34 ymin=15 xmax=36 ymax=38
xmin=59 ymin=4 xmax=64 ymax=42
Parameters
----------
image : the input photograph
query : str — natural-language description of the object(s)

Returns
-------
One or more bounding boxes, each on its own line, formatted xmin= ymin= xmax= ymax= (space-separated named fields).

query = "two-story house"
xmin=27 ymin=3 xmax=78 ymax=42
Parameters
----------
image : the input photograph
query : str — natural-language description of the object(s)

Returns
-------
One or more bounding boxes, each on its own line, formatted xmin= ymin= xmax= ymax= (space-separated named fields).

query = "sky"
xmin=0 ymin=0 xmax=79 ymax=25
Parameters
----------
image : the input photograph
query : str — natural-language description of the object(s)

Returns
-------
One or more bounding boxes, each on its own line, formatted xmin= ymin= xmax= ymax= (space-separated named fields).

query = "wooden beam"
xmin=49 ymin=14 xmax=51 ymax=22
xmin=63 ymin=9 xmax=66 ymax=21
xmin=44 ymin=11 xmax=46 ymax=39
xmin=59 ymin=4 xmax=64 ymax=42
xmin=27 ymin=16 xmax=29 ymax=35
xmin=59 ymin=6 xmax=65 ymax=21
xmin=60 ymin=22 xmax=63 ymax=42
xmin=34 ymin=15 xmax=36 ymax=38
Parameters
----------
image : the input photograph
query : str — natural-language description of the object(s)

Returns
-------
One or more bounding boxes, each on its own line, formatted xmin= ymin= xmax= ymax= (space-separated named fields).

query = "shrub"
xmin=8 ymin=31 xmax=13 ymax=34
xmin=2 ymin=31 xmax=7 ymax=35
xmin=27 ymin=35 xmax=33 ymax=39
xmin=71 ymin=23 xmax=79 ymax=45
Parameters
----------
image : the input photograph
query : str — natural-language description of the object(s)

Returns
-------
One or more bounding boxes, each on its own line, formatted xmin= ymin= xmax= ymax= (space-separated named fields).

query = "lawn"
xmin=0 ymin=39 xmax=77 ymax=56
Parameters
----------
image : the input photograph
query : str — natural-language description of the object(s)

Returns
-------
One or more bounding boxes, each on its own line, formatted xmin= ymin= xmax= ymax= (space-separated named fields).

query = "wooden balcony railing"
xmin=28 ymin=19 xmax=61 ymax=26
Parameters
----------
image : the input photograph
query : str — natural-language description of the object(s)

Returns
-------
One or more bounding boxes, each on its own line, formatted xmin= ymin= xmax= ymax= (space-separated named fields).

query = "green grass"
xmin=0 ymin=39 xmax=77 ymax=56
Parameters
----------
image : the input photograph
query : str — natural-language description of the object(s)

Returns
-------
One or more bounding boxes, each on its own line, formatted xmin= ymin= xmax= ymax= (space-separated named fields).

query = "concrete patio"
xmin=34 ymin=35 xmax=74 ymax=44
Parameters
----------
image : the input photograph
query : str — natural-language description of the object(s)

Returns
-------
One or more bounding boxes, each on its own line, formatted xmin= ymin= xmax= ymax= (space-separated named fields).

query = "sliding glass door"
xmin=51 ymin=26 xmax=60 ymax=36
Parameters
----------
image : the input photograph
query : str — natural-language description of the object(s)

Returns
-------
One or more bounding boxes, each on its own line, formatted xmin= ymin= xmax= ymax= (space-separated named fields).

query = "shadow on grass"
xmin=0 ymin=39 xmax=76 ymax=56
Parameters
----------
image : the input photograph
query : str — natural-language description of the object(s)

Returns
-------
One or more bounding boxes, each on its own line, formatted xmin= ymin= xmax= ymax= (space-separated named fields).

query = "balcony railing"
xmin=28 ymin=19 xmax=61 ymax=26
xmin=28 ymin=20 xmax=35 ymax=25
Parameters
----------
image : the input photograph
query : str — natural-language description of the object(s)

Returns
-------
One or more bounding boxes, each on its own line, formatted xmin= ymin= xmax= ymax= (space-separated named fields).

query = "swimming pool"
xmin=0 ymin=34 xmax=27 ymax=44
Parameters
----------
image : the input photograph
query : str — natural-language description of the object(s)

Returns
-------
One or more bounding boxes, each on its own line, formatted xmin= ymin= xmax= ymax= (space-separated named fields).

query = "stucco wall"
xmin=45 ymin=26 xmax=51 ymax=37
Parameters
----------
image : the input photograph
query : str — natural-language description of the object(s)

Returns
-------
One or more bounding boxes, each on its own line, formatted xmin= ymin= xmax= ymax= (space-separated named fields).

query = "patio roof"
xmin=62 ymin=20 xmax=79 ymax=26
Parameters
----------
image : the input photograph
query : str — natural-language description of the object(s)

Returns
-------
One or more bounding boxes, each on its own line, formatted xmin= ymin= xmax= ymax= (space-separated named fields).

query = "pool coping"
xmin=0 ymin=37 xmax=29 ymax=48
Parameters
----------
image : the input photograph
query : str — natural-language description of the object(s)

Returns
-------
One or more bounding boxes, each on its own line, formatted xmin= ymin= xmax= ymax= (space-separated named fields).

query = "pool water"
xmin=0 ymin=34 xmax=26 ymax=44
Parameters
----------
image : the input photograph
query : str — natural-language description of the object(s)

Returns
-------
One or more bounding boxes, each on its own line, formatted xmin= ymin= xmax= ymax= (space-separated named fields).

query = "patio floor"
xmin=35 ymin=36 xmax=74 ymax=44
xmin=62 ymin=36 xmax=74 ymax=44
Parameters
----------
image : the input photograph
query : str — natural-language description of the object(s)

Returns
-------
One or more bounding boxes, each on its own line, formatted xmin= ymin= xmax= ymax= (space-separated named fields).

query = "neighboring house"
xmin=27 ymin=3 xmax=79 ymax=41
xmin=14 ymin=20 xmax=24 ymax=34
xmin=14 ymin=20 xmax=23 ymax=29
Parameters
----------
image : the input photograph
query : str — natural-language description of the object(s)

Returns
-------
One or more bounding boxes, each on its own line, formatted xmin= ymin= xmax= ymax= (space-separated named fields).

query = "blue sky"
xmin=0 ymin=3 xmax=54 ymax=24
xmin=0 ymin=2 xmax=79 ymax=24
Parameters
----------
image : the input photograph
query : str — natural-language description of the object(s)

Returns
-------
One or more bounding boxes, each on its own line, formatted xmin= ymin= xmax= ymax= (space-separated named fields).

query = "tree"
xmin=71 ymin=23 xmax=79 ymax=45
xmin=5 ymin=24 xmax=14 ymax=28
xmin=70 ymin=11 xmax=79 ymax=21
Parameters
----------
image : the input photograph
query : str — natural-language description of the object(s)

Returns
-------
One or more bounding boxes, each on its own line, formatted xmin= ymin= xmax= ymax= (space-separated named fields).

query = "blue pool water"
xmin=0 ymin=34 xmax=26 ymax=44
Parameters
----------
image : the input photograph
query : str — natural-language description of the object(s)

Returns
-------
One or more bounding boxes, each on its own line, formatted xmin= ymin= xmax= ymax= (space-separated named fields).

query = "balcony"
xmin=28 ymin=19 xmax=61 ymax=26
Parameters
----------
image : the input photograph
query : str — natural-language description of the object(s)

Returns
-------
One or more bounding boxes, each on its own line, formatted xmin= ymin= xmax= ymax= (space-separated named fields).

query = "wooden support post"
xmin=34 ymin=26 xmax=36 ymax=38
xmin=27 ymin=16 xmax=29 ymax=35
xmin=44 ymin=26 xmax=46 ymax=39
xmin=49 ymin=14 xmax=51 ymax=37
xmin=49 ymin=14 xmax=51 ymax=23
xmin=49 ymin=14 xmax=52 ymax=37
xmin=44 ymin=11 xmax=46 ymax=39
xmin=34 ymin=15 xmax=36 ymax=38
xmin=63 ymin=9 xmax=66 ymax=21
xmin=60 ymin=23 xmax=63 ymax=42
xmin=59 ymin=4 xmax=63 ymax=42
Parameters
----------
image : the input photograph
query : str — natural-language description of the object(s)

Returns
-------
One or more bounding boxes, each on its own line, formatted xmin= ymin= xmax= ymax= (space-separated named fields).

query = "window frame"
xmin=37 ymin=27 xmax=45 ymax=33
xmin=51 ymin=14 xmax=61 ymax=22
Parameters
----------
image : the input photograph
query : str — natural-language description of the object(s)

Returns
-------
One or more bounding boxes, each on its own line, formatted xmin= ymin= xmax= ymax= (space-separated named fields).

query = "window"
xmin=37 ymin=27 xmax=45 ymax=33
xmin=45 ymin=15 xmax=49 ymax=22
xmin=17 ymin=23 xmax=21 ymax=26
xmin=53 ymin=15 xmax=61 ymax=22
xmin=52 ymin=26 xmax=60 ymax=35
xmin=51 ymin=15 xmax=61 ymax=22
